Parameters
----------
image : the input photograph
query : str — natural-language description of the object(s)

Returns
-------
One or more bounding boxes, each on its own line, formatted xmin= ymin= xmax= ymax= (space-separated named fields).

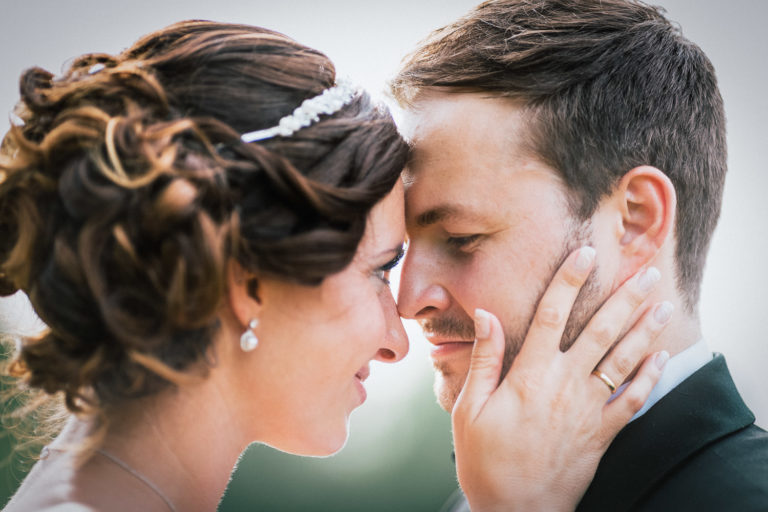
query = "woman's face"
xmin=242 ymin=181 xmax=409 ymax=456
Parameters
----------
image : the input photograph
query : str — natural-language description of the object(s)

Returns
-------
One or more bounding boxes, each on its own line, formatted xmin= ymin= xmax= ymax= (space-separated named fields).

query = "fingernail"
xmin=655 ymin=350 xmax=670 ymax=370
xmin=638 ymin=266 xmax=661 ymax=292
xmin=653 ymin=301 xmax=674 ymax=324
xmin=474 ymin=309 xmax=491 ymax=339
xmin=574 ymin=246 xmax=596 ymax=272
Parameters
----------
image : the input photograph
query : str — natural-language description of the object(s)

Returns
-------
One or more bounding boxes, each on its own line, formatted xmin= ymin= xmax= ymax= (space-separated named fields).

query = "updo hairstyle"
xmin=0 ymin=21 xmax=407 ymax=415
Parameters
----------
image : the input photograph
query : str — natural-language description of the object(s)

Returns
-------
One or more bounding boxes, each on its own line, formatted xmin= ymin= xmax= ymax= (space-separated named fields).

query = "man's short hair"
xmin=392 ymin=0 xmax=726 ymax=312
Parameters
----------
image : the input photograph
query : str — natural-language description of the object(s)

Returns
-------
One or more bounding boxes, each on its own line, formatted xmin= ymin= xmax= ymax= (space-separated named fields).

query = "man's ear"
xmin=226 ymin=260 xmax=262 ymax=328
xmin=615 ymin=166 xmax=676 ymax=280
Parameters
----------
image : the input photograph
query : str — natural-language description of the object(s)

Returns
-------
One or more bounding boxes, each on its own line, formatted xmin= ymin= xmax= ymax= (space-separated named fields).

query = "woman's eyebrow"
xmin=373 ymin=242 xmax=405 ymax=260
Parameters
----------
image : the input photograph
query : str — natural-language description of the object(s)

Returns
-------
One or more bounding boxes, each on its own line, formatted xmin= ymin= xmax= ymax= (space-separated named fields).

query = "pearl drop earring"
xmin=240 ymin=319 xmax=259 ymax=352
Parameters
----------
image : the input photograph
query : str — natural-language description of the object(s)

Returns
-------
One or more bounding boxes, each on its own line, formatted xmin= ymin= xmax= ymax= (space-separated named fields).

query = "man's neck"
xmin=653 ymin=305 xmax=702 ymax=357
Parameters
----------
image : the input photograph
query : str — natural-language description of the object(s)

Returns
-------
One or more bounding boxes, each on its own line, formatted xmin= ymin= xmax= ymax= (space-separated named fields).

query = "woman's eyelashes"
xmin=445 ymin=234 xmax=482 ymax=252
xmin=374 ymin=246 xmax=406 ymax=284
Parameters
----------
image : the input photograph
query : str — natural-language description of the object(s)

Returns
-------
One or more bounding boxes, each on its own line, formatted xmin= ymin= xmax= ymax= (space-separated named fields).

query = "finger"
xmin=570 ymin=266 xmax=661 ymax=369
xmin=454 ymin=308 xmax=505 ymax=421
xmin=591 ymin=301 xmax=674 ymax=394
xmin=516 ymin=246 xmax=596 ymax=365
xmin=601 ymin=350 xmax=669 ymax=436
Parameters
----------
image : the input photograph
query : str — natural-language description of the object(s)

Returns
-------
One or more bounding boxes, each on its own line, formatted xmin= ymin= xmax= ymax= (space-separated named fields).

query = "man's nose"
xmin=396 ymin=244 xmax=451 ymax=319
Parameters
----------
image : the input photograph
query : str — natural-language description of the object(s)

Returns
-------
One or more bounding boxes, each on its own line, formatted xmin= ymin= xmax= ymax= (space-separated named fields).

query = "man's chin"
xmin=433 ymin=370 xmax=468 ymax=412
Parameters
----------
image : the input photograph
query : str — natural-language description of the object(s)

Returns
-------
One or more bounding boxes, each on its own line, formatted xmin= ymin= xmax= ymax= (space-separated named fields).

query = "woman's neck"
xmin=60 ymin=374 xmax=249 ymax=512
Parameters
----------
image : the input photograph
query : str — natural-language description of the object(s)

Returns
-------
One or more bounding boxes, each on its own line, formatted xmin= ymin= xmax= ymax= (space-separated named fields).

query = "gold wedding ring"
xmin=591 ymin=369 xmax=617 ymax=393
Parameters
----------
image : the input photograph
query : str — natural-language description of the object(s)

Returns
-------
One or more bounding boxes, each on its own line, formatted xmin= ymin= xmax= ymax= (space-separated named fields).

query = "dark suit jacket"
xmin=577 ymin=354 xmax=768 ymax=511
xmin=444 ymin=355 xmax=768 ymax=512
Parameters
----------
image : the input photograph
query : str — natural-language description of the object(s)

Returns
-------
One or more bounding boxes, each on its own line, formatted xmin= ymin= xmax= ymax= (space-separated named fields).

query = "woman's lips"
xmin=353 ymin=377 xmax=367 ymax=405
xmin=353 ymin=366 xmax=370 ymax=405
xmin=355 ymin=366 xmax=370 ymax=382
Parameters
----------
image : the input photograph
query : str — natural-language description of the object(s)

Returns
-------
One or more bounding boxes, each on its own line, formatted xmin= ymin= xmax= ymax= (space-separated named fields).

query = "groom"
xmin=392 ymin=0 xmax=768 ymax=510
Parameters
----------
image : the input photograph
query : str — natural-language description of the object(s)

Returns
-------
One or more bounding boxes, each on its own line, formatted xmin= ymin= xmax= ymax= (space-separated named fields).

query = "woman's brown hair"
xmin=0 ymin=21 xmax=407 ymax=416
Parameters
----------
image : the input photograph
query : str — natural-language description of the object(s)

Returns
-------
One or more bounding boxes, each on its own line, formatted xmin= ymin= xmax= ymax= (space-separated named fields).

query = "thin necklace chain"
xmin=97 ymin=448 xmax=177 ymax=512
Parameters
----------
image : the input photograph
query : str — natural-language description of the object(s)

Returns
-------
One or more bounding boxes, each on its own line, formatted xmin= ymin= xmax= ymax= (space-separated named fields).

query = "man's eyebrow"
xmin=415 ymin=205 xmax=484 ymax=227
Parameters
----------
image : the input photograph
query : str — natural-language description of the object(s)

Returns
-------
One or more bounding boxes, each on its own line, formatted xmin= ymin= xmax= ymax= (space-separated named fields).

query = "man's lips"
xmin=426 ymin=336 xmax=476 ymax=358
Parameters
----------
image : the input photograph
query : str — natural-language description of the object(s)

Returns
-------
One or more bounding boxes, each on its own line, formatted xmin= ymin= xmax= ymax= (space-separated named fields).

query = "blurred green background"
xmin=220 ymin=373 xmax=457 ymax=512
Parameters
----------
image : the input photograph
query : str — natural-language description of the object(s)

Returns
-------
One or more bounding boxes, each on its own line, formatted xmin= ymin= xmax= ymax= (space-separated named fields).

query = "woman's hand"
xmin=452 ymin=247 xmax=672 ymax=512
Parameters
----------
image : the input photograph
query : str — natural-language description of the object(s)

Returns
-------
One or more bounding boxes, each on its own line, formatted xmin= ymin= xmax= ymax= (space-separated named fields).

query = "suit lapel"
xmin=577 ymin=354 xmax=755 ymax=511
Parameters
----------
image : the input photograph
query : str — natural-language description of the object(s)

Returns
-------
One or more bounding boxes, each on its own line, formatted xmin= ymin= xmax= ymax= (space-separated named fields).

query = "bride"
xmin=0 ymin=21 xmax=669 ymax=511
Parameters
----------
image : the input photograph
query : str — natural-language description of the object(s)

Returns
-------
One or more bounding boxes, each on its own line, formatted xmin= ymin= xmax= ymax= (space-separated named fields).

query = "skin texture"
xmin=397 ymin=92 xmax=696 ymax=413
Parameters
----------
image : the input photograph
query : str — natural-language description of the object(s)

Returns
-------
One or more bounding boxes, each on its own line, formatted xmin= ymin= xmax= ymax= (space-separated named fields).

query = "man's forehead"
xmin=403 ymin=158 xmax=570 ymax=231
xmin=402 ymin=91 xmax=532 ymax=139
xmin=402 ymin=99 xmax=540 ymax=182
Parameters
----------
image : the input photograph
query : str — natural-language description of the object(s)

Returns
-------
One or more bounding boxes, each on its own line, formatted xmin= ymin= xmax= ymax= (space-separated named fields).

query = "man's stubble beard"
xmin=432 ymin=221 xmax=610 ymax=411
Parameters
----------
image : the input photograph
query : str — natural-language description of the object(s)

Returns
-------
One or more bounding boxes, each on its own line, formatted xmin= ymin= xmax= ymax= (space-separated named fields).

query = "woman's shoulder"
xmin=3 ymin=487 xmax=96 ymax=512
xmin=10 ymin=504 xmax=97 ymax=512
xmin=2 ymin=451 xmax=96 ymax=512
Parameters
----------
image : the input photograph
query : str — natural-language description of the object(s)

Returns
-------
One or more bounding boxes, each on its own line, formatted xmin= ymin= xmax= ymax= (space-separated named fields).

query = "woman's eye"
xmin=374 ymin=269 xmax=391 ymax=284
xmin=374 ymin=246 xmax=405 ymax=284
xmin=446 ymin=234 xmax=481 ymax=251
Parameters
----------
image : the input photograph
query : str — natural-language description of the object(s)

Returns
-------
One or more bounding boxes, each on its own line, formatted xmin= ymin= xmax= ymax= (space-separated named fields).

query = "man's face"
xmin=398 ymin=93 xmax=610 ymax=411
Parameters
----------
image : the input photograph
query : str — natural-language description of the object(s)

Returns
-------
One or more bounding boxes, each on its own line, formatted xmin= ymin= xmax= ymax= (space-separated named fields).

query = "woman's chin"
xmin=268 ymin=420 xmax=350 ymax=458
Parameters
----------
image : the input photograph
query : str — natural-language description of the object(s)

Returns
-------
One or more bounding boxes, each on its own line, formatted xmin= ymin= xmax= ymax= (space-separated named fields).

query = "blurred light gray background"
xmin=1 ymin=1 xmax=766 ymax=510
